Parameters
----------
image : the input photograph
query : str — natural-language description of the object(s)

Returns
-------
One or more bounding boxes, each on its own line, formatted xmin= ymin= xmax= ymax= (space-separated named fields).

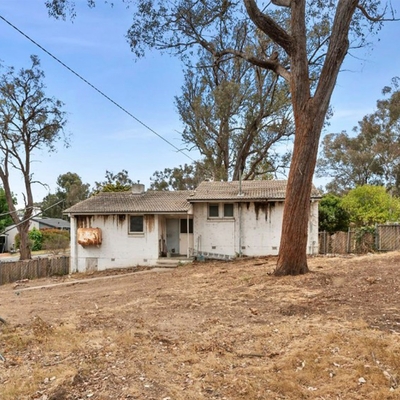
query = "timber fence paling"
xmin=0 ymin=256 xmax=70 ymax=286
xmin=376 ymin=224 xmax=400 ymax=251
xmin=318 ymin=229 xmax=377 ymax=255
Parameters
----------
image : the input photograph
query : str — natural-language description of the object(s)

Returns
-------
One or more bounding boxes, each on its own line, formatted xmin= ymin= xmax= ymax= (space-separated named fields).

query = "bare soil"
xmin=1 ymin=252 xmax=400 ymax=399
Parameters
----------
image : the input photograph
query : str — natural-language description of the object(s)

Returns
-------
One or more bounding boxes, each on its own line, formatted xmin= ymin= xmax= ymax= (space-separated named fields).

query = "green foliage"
xmin=317 ymin=78 xmax=400 ymax=194
xmin=0 ymin=55 xmax=67 ymax=259
xmin=150 ymin=162 xmax=209 ymax=191
xmin=318 ymin=193 xmax=350 ymax=233
xmin=42 ymin=172 xmax=90 ymax=218
xmin=0 ymin=187 xmax=14 ymax=232
xmin=16 ymin=228 xmax=43 ymax=251
xmin=29 ymin=228 xmax=44 ymax=251
xmin=15 ymin=228 xmax=69 ymax=253
xmin=42 ymin=229 xmax=70 ymax=254
xmin=176 ymin=50 xmax=293 ymax=181
xmin=341 ymin=185 xmax=400 ymax=227
xmin=93 ymin=170 xmax=137 ymax=194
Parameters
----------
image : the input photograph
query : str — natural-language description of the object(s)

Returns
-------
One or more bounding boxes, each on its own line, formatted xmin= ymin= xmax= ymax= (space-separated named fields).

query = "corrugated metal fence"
xmin=319 ymin=224 xmax=400 ymax=255
xmin=0 ymin=256 xmax=69 ymax=286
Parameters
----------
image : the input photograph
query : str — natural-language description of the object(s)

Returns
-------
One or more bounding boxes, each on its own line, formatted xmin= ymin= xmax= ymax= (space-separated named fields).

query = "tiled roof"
xmin=188 ymin=180 xmax=321 ymax=201
xmin=64 ymin=181 xmax=321 ymax=214
xmin=64 ymin=190 xmax=191 ymax=214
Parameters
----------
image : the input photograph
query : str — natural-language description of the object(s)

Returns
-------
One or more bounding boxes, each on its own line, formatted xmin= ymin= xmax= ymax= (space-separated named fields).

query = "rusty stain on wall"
xmin=77 ymin=216 xmax=93 ymax=229
xmin=253 ymin=202 xmax=276 ymax=221
xmin=146 ymin=214 xmax=155 ymax=232
xmin=268 ymin=202 xmax=275 ymax=222
xmin=254 ymin=202 xmax=267 ymax=221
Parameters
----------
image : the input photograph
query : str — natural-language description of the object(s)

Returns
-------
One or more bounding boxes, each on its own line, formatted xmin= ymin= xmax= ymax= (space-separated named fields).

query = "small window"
xmin=224 ymin=203 xmax=234 ymax=217
xmin=180 ymin=219 xmax=193 ymax=234
xmin=129 ymin=216 xmax=144 ymax=233
xmin=208 ymin=204 xmax=219 ymax=217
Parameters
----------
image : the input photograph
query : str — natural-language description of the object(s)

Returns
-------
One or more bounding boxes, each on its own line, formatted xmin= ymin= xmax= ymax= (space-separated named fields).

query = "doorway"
xmin=166 ymin=219 xmax=180 ymax=255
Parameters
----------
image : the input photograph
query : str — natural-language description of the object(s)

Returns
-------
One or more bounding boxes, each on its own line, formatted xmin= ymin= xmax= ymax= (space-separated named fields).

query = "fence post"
xmin=347 ymin=228 xmax=351 ymax=254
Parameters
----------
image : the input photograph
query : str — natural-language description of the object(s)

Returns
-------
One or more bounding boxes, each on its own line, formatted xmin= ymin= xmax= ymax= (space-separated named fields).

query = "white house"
xmin=64 ymin=181 xmax=320 ymax=273
xmin=190 ymin=180 xmax=320 ymax=258
xmin=3 ymin=217 xmax=70 ymax=252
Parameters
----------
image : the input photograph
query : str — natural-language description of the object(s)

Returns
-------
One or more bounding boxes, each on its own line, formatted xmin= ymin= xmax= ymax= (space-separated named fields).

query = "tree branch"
xmin=216 ymin=48 xmax=291 ymax=81
xmin=271 ymin=0 xmax=291 ymax=7
xmin=243 ymin=0 xmax=293 ymax=56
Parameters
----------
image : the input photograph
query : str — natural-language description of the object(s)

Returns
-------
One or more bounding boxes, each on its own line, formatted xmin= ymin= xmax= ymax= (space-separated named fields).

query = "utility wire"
xmin=0 ymin=14 xmax=196 ymax=162
xmin=0 ymin=198 xmax=65 ymax=236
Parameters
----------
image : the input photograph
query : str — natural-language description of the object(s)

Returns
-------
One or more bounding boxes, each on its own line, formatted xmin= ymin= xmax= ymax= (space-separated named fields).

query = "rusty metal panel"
xmin=77 ymin=227 xmax=102 ymax=246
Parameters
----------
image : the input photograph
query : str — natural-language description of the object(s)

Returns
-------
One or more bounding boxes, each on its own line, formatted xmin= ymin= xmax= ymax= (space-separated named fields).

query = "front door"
xmin=166 ymin=219 xmax=180 ymax=255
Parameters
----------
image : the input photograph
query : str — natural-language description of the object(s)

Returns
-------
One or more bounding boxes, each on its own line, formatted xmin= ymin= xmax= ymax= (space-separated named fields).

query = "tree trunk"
xmin=18 ymin=221 xmax=32 ymax=260
xmin=275 ymin=108 xmax=321 ymax=276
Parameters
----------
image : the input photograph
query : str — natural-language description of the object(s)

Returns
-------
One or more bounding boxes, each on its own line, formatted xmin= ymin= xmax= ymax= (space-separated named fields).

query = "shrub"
xmin=15 ymin=227 xmax=43 ymax=251
xmin=42 ymin=229 xmax=70 ymax=255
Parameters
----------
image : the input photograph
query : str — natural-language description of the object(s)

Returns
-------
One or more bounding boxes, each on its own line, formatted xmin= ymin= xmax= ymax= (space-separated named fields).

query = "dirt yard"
xmin=1 ymin=252 xmax=400 ymax=399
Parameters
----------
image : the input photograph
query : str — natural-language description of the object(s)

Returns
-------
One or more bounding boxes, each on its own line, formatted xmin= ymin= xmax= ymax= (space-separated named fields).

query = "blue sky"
xmin=0 ymin=1 xmax=399 ymax=207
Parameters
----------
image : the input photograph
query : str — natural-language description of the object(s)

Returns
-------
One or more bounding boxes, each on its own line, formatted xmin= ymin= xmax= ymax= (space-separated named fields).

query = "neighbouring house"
xmin=64 ymin=181 xmax=321 ymax=273
xmin=3 ymin=217 xmax=70 ymax=252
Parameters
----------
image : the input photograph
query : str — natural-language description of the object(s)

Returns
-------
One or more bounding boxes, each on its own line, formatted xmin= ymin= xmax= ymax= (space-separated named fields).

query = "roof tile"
xmin=64 ymin=190 xmax=191 ymax=214
xmin=64 ymin=181 xmax=321 ymax=214
xmin=189 ymin=180 xmax=320 ymax=201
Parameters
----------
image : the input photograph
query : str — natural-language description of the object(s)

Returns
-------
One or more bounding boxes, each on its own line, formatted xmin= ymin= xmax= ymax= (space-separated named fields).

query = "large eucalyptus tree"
xmin=46 ymin=0 xmax=397 ymax=275
xmin=0 ymin=55 xmax=67 ymax=260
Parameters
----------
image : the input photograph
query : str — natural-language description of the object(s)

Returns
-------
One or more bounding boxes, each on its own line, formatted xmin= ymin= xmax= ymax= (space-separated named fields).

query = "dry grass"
xmin=1 ymin=252 xmax=400 ymax=399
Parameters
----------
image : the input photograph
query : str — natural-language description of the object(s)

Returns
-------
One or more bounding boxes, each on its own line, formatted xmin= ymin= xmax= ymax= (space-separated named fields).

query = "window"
xmin=180 ymin=219 xmax=193 ymax=234
xmin=129 ymin=216 xmax=144 ymax=233
xmin=208 ymin=203 xmax=219 ymax=217
xmin=224 ymin=203 xmax=234 ymax=217
xmin=208 ymin=203 xmax=234 ymax=219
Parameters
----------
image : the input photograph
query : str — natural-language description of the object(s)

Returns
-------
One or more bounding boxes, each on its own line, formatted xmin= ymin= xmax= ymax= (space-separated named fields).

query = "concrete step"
xmin=155 ymin=258 xmax=193 ymax=268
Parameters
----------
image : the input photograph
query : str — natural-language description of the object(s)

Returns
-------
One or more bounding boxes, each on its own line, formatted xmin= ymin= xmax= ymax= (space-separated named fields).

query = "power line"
xmin=0 ymin=14 xmax=196 ymax=162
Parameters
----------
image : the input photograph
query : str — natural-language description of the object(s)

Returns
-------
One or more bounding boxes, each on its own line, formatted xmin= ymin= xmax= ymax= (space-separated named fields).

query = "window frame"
xmin=180 ymin=218 xmax=194 ymax=234
xmin=208 ymin=203 xmax=220 ymax=218
xmin=207 ymin=203 xmax=235 ymax=220
xmin=223 ymin=203 xmax=234 ymax=218
xmin=129 ymin=215 xmax=144 ymax=234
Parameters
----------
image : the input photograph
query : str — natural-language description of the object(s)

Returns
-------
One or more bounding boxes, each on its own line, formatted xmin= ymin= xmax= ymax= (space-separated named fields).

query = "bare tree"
xmin=0 ymin=55 xmax=67 ymax=260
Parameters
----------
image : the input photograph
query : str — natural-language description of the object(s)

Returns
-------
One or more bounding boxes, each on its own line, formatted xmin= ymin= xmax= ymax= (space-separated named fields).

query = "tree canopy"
xmin=150 ymin=163 xmax=209 ymax=191
xmin=0 ymin=55 xmax=67 ymax=260
xmin=341 ymin=185 xmax=400 ymax=227
xmin=93 ymin=169 xmax=137 ymax=193
xmin=175 ymin=27 xmax=293 ymax=181
xmin=318 ymin=193 xmax=350 ymax=233
xmin=42 ymin=172 xmax=90 ymax=218
xmin=317 ymin=78 xmax=400 ymax=194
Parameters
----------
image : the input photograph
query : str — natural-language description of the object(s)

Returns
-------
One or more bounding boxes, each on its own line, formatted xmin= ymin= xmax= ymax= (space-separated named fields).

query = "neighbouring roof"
xmin=64 ymin=190 xmax=192 ymax=215
xmin=188 ymin=180 xmax=321 ymax=202
xmin=33 ymin=217 xmax=70 ymax=229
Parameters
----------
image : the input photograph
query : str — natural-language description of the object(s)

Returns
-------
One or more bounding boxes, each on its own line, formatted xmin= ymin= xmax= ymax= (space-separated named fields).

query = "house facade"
xmin=65 ymin=181 xmax=320 ymax=273
xmin=3 ymin=217 xmax=70 ymax=252
xmin=65 ymin=184 xmax=194 ymax=272
xmin=190 ymin=180 xmax=319 ymax=257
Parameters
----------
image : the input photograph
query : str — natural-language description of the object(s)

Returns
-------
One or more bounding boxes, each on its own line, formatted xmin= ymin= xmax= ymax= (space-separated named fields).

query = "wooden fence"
xmin=319 ymin=230 xmax=375 ymax=255
xmin=319 ymin=224 xmax=400 ymax=255
xmin=0 ymin=256 xmax=69 ymax=286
